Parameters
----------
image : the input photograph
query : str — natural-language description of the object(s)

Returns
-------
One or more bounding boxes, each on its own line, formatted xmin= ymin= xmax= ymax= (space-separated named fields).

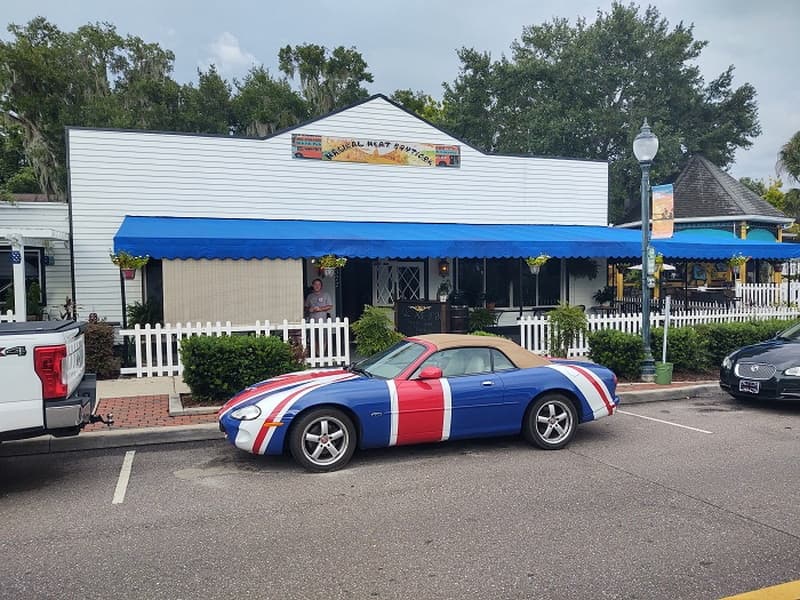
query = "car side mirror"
xmin=418 ymin=366 xmax=443 ymax=380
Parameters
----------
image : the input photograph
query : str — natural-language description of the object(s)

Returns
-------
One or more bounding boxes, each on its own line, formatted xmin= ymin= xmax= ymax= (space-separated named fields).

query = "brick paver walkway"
xmin=84 ymin=395 xmax=217 ymax=431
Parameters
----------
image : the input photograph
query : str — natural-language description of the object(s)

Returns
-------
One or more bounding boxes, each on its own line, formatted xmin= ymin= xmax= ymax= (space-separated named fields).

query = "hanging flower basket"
xmin=525 ymin=254 xmax=550 ymax=275
xmin=322 ymin=267 xmax=336 ymax=278
xmin=318 ymin=254 xmax=347 ymax=277
xmin=122 ymin=268 xmax=136 ymax=280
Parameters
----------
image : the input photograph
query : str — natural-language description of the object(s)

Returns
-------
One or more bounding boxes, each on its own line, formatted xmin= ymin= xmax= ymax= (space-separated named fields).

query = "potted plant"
xmin=437 ymin=279 xmax=451 ymax=302
xmin=592 ymin=286 xmax=616 ymax=306
xmin=728 ymin=252 xmax=749 ymax=277
xmin=110 ymin=250 xmax=150 ymax=280
xmin=319 ymin=254 xmax=347 ymax=277
xmin=525 ymin=254 xmax=550 ymax=275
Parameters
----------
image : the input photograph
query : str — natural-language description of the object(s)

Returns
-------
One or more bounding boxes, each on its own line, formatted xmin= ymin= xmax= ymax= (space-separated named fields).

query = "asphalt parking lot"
xmin=1 ymin=390 xmax=798 ymax=600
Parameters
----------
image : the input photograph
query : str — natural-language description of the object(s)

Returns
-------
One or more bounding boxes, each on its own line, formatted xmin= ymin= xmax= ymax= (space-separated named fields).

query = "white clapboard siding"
xmin=68 ymin=96 xmax=608 ymax=323
xmin=0 ymin=202 xmax=72 ymax=318
xmin=519 ymin=305 xmax=800 ymax=357
xmin=119 ymin=318 xmax=350 ymax=377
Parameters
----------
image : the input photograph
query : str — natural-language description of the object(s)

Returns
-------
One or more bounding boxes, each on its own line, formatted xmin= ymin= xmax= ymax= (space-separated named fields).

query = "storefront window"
xmin=456 ymin=258 xmax=561 ymax=308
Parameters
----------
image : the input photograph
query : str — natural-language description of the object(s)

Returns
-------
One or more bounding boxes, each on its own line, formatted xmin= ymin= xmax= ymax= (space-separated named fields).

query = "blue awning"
xmin=652 ymin=229 xmax=800 ymax=260
xmin=113 ymin=216 xmax=800 ymax=260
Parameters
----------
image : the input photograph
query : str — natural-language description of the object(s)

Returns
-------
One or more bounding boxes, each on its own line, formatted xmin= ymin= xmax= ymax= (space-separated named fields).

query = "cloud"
xmin=203 ymin=32 xmax=257 ymax=76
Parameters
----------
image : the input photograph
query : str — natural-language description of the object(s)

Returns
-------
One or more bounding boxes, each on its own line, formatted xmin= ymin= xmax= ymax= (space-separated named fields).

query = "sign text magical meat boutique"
xmin=291 ymin=134 xmax=460 ymax=168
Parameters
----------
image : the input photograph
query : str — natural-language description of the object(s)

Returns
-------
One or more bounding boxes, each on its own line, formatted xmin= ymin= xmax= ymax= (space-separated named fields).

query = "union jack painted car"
xmin=218 ymin=334 xmax=619 ymax=472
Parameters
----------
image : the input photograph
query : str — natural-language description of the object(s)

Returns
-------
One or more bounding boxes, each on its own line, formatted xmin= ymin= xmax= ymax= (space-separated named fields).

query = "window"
xmin=491 ymin=349 xmax=516 ymax=371
xmin=413 ymin=347 xmax=491 ymax=378
xmin=355 ymin=341 xmax=427 ymax=379
xmin=0 ymin=247 xmax=46 ymax=311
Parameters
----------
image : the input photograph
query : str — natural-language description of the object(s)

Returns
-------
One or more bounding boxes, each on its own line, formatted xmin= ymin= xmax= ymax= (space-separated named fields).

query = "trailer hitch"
xmin=90 ymin=412 xmax=114 ymax=427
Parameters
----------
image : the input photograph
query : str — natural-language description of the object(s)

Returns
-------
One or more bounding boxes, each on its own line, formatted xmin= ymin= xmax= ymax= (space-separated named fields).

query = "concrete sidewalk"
xmin=0 ymin=377 xmax=720 ymax=457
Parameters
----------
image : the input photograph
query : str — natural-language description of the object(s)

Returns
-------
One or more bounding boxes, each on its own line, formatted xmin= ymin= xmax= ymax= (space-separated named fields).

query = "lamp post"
xmin=633 ymin=119 xmax=659 ymax=382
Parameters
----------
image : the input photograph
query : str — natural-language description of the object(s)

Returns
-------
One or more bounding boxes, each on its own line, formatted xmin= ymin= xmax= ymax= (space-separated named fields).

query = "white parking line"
xmin=616 ymin=410 xmax=713 ymax=434
xmin=112 ymin=451 xmax=136 ymax=504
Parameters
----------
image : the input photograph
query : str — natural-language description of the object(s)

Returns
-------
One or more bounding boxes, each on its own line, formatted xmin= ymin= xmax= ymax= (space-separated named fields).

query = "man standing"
xmin=305 ymin=278 xmax=333 ymax=321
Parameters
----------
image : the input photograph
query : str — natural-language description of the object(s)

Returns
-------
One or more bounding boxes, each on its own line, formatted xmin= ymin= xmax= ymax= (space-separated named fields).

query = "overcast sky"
xmin=4 ymin=0 xmax=798 ymax=185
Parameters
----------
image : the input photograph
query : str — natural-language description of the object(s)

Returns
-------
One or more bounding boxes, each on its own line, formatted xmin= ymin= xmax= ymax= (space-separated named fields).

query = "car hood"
xmin=218 ymin=368 xmax=360 ymax=416
xmin=733 ymin=339 xmax=800 ymax=368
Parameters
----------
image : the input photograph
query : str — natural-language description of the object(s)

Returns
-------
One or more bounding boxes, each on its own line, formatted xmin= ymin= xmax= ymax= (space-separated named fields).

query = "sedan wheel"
xmin=289 ymin=408 xmax=356 ymax=472
xmin=523 ymin=394 xmax=577 ymax=450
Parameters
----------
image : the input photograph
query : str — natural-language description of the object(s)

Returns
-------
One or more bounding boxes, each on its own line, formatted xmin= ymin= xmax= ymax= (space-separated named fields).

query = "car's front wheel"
xmin=289 ymin=408 xmax=356 ymax=472
xmin=523 ymin=394 xmax=577 ymax=450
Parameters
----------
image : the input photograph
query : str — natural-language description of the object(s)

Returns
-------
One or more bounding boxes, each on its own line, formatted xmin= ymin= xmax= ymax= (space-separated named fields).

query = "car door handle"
xmin=481 ymin=380 xmax=494 ymax=387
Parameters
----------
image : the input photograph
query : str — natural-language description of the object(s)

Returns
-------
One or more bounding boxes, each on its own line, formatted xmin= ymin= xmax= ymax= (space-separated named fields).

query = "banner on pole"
xmin=651 ymin=184 xmax=674 ymax=239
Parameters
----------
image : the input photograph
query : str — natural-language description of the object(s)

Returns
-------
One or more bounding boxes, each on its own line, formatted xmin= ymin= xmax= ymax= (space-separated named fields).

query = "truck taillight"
xmin=34 ymin=345 xmax=68 ymax=400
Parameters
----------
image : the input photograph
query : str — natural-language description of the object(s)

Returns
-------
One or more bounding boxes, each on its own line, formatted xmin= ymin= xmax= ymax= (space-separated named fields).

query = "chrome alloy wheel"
xmin=534 ymin=399 xmax=574 ymax=445
xmin=300 ymin=415 xmax=350 ymax=467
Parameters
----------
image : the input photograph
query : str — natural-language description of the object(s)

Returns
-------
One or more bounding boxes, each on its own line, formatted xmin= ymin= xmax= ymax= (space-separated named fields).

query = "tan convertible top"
xmin=412 ymin=334 xmax=551 ymax=368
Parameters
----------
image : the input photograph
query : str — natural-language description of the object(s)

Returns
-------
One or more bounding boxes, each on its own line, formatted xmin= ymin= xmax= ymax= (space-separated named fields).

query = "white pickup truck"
xmin=0 ymin=320 xmax=103 ymax=442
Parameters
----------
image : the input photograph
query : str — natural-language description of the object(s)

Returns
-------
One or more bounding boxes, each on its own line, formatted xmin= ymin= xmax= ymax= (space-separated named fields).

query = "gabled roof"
xmin=621 ymin=155 xmax=791 ymax=225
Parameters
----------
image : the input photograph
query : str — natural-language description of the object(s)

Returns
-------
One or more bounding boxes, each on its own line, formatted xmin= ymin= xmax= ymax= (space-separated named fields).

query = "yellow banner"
xmin=652 ymin=184 xmax=674 ymax=239
xmin=292 ymin=134 xmax=460 ymax=168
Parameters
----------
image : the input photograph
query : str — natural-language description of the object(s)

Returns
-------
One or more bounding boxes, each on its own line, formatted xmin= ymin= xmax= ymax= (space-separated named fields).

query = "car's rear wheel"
xmin=289 ymin=407 xmax=356 ymax=472
xmin=523 ymin=393 xmax=577 ymax=450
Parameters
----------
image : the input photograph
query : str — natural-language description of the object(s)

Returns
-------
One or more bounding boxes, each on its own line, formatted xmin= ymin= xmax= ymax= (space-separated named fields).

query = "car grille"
xmin=734 ymin=362 xmax=777 ymax=380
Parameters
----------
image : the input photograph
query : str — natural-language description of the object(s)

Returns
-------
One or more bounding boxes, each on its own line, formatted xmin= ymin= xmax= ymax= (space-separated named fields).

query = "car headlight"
xmin=784 ymin=366 xmax=800 ymax=377
xmin=231 ymin=405 xmax=262 ymax=420
xmin=721 ymin=354 xmax=734 ymax=370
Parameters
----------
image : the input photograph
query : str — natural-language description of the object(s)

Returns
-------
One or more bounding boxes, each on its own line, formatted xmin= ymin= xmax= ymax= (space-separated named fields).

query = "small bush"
xmin=181 ymin=335 xmax=304 ymax=403
xmin=651 ymin=326 xmax=709 ymax=371
xmin=696 ymin=318 xmax=797 ymax=367
xmin=351 ymin=305 xmax=404 ymax=356
xmin=468 ymin=308 xmax=498 ymax=332
xmin=547 ymin=303 xmax=588 ymax=358
xmin=126 ymin=300 xmax=163 ymax=327
xmin=84 ymin=322 xmax=121 ymax=379
xmin=587 ymin=329 xmax=643 ymax=380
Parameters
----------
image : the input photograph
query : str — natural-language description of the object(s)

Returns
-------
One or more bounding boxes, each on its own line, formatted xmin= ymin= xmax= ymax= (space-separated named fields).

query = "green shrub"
xmin=84 ymin=321 xmax=121 ymax=380
xmin=126 ymin=300 xmax=163 ymax=327
xmin=587 ymin=329 xmax=643 ymax=379
xmin=181 ymin=335 xmax=304 ymax=403
xmin=695 ymin=318 xmax=797 ymax=367
xmin=651 ymin=326 xmax=709 ymax=371
xmin=351 ymin=305 xmax=404 ymax=356
xmin=547 ymin=302 xmax=588 ymax=358
xmin=470 ymin=330 xmax=501 ymax=337
xmin=468 ymin=307 xmax=498 ymax=332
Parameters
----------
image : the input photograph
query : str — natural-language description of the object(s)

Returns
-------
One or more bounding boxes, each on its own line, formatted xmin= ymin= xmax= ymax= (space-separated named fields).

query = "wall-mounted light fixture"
xmin=438 ymin=259 xmax=450 ymax=277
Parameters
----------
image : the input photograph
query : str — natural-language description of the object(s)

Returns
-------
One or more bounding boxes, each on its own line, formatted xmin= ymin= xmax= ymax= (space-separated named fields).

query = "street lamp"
xmin=633 ymin=119 xmax=659 ymax=382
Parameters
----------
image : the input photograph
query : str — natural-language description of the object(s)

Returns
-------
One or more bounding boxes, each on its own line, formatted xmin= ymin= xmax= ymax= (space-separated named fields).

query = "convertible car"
xmin=218 ymin=334 xmax=620 ymax=472
xmin=719 ymin=320 xmax=800 ymax=401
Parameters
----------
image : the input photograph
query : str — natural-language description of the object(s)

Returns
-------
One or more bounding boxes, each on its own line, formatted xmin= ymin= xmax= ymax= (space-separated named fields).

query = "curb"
xmin=618 ymin=382 xmax=718 ymax=404
xmin=0 ymin=423 xmax=222 ymax=458
xmin=168 ymin=393 xmax=220 ymax=416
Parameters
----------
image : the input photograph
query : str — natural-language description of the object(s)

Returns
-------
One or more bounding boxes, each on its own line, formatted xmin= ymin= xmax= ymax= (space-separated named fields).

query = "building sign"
xmin=292 ymin=134 xmax=460 ymax=168
xmin=651 ymin=184 xmax=674 ymax=239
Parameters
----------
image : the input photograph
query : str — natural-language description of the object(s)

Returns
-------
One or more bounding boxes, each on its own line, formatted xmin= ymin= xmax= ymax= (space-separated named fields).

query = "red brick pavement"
xmin=84 ymin=395 xmax=217 ymax=431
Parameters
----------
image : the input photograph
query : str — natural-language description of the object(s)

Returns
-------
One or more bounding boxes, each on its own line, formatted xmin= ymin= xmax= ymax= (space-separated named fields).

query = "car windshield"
xmin=776 ymin=321 xmax=800 ymax=341
xmin=351 ymin=341 xmax=427 ymax=379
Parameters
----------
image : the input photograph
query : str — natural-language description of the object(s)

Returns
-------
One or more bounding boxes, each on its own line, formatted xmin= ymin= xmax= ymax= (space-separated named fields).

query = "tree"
xmin=778 ymin=131 xmax=800 ymax=184
xmin=0 ymin=18 xmax=185 ymax=198
xmin=739 ymin=177 xmax=767 ymax=197
xmin=180 ymin=65 xmax=233 ymax=135
xmin=278 ymin=44 xmax=373 ymax=116
xmin=441 ymin=3 xmax=761 ymax=221
xmin=390 ymin=89 xmax=445 ymax=125
xmin=231 ymin=66 xmax=307 ymax=136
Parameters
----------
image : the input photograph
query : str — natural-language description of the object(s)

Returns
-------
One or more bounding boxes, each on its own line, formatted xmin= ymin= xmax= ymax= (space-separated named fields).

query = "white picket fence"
xmin=0 ymin=310 xmax=15 ymax=323
xmin=520 ymin=305 xmax=800 ymax=358
xmin=119 ymin=318 xmax=350 ymax=378
xmin=735 ymin=282 xmax=800 ymax=307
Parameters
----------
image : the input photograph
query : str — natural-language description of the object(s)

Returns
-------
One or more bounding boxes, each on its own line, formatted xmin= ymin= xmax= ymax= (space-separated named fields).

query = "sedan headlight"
xmin=231 ymin=405 xmax=262 ymax=420
xmin=784 ymin=366 xmax=800 ymax=377
xmin=721 ymin=354 xmax=734 ymax=370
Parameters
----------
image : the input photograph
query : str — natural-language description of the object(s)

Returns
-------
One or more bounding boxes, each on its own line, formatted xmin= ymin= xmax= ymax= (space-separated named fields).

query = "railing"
xmin=519 ymin=305 xmax=800 ymax=358
xmin=118 ymin=318 xmax=350 ymax=378
xmin=0 ymin=310 xmax=16 ymax=323
xmin=735 ymin=282 xmax=800 ymax=307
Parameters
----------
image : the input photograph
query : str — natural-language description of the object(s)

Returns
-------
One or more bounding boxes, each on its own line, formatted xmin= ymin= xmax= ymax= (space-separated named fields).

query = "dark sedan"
xmin=719 ymin=321 xmax=800 ymax=400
